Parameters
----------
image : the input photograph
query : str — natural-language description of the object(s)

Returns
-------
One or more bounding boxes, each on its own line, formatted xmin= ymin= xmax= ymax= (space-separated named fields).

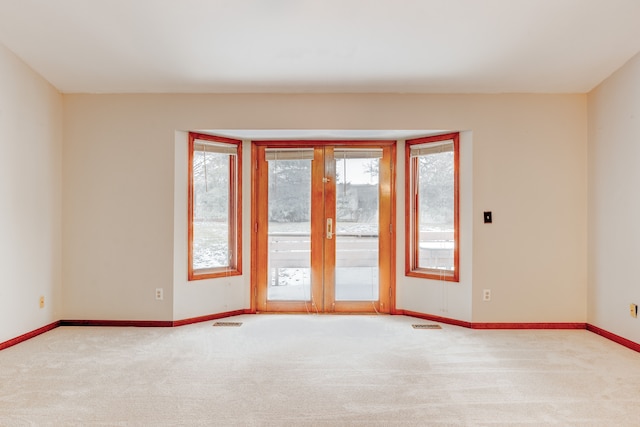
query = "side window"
xmin=188 ymin=132 xmax=242 ymax=280
xmin=405 ymin=132 xmax=459 ymax=282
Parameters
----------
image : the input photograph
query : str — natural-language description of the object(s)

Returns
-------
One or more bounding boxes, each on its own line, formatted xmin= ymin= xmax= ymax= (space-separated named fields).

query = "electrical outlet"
xmin=483 ymin=289 xmax=491 ymax=302
xmin=39 ymin=296 xmax=45 ymax=308
xmin=155 ymin=288 xmax=163 ymax=300
xmin=631 ymin=304 xmax=638 ymax=319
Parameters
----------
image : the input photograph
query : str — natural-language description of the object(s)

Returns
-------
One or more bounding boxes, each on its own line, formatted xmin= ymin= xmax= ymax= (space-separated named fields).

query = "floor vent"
xmin=213 ymin=322 xmax=243 ymax=327
xmin=412 ymin=324 xmax=442 ymax=329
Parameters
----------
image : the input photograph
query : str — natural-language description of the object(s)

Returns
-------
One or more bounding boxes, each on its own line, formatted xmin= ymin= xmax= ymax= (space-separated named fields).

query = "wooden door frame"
xmin=250 ymin=140 xmax=396 ymax=314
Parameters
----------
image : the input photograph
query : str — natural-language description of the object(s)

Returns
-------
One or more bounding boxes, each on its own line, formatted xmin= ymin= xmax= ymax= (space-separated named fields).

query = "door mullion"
xmin=322 ymin=147 xmax=336 ymax=312
xmin=310 ymin=147 xmax=326 ymax=312
xmin=254 ymin=146 xmax=269 ymax=312
xmin=378 ymin=145 xmax=393 ymax=313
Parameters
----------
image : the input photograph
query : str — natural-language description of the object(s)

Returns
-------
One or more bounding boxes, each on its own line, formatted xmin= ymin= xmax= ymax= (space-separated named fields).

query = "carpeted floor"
xmin=1 ymin=314 xmax=639 ymax=426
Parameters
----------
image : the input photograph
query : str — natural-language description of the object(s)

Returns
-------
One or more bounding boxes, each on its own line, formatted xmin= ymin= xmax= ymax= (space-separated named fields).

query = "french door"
xmin=252 ymin=142 xmax=395 ymax=313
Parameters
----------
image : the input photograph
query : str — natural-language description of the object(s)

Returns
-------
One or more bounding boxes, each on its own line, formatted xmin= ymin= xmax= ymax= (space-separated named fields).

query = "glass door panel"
xmin=266 ymin=150 xmax=313 ymax=302
xmin=334 ymin=149 xmax=381 ymax=301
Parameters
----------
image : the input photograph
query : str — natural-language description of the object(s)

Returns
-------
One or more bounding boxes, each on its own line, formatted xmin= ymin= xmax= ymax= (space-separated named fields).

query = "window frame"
xmin=188 ymin=132 xmax=242 ymax=281
xmin=405 ymin=132 xmax=459 ymax=282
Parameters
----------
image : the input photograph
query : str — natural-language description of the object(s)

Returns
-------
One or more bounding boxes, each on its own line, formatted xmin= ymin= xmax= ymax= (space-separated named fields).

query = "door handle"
xmin=326 ymin=218 xmax=333 ymax=239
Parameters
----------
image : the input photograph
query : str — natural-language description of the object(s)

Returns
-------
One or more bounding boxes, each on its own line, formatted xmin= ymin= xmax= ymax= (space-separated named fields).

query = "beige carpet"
xmin=1 ymin=314 xmax=639 ymax=426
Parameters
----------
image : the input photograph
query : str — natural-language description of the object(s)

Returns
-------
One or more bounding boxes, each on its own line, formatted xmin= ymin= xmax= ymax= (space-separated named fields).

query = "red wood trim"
xmin=61 ymin=314 xmax=250 ymax=327
xmin=389 ymin=144 xmax=397 ymax=313
xmin=60 ymin=320 xmax=174 ymax=327
xmin=250 ymin=143 xmax=259 ymax=313
xmin=252 ymin=140 xmax=396 ymax=148
xmin=587 ymin=324 xmax=640 ymax=353
xmin=402 ymin=310 xmax=640 ymax=353
xmin=61 ymin=310 xmax=251 ymax=328
xmin=400 ymin=310 xmax=586 ymax=330
xmin=0 ymin=321 xmax=60 ymax=351
xmin=323 ymin=146 xmax=336 ymax=313
xmin=403 ymin=146 xmax=413 ymax=277
xmin=472 ymin=322 xmax=586 ymax=330
xmin=173 ymin=309 xmax=250 ymax=327
xmin=3 ymin=316 xmax=639 ymax=357
xmin=405 ymin=269 xmax=458 ymax=282
xmin=188 ymin=132 xmax=195 ymax=278
xmin=400 ymin=310 xmax=473 ymax=328
xmin=252 ymin=145 xmax=270 ymax=312
xmin=235 ymin=140 xmax=243 ymax=276
xmin=452 ymin=133 xmax=460 ymax=282
xmin=189 ymin=131 xmax=241 ymax=145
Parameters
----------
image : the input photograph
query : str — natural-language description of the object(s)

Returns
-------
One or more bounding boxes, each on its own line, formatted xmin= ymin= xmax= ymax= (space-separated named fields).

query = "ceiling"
xmin=0 ymin=0 xmax=639 ymax=94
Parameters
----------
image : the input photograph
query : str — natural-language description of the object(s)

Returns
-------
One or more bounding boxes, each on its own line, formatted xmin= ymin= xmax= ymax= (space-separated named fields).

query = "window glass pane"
xmin=192 ymin=149 xmax=233 ymax=270
xmin=417 ymin=148 xmax=455 ymax=271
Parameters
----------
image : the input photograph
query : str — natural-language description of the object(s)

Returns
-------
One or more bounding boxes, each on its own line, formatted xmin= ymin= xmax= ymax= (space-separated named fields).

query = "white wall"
xmin=471 ymin=96 xmax=588 ymax=323
xmin=588 ymin=52 xmax=640 ymax=343
xmin=0 ymin=43 xmax=62 ymax=343
xmin=63 ymin=93 xmax=587 ymax=323
xmin=62 ymin=96 xmax=175 ymax=321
